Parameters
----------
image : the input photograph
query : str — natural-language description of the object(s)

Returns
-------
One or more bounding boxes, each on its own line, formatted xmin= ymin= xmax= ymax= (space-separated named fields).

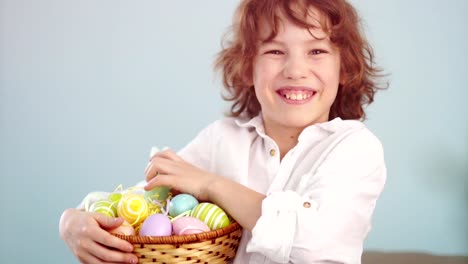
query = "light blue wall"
xmin=1 ymin=0 xmax=466 ymax=263
xmin=350 ymin=0 xmax=468 ymax=255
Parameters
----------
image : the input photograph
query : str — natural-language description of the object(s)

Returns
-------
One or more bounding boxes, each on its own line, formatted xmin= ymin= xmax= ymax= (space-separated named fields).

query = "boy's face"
xmin=252 ymin=7 xmax=341 ymax=132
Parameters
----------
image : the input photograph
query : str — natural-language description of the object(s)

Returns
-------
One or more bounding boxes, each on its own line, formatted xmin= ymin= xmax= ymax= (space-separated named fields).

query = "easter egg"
xmin=172 ymin=216 xmax=210 ymax=235
xmin=144 ymin=186 xmax=171 ymax=214
xmin=108 ymin=192 xmax=123 ymax=203
xmin=117 ymin=194 xmax=149 ymax=227
xmin=109 ymin=220 xmax=136 ymax=236
xmin=169 ymin=194 xmax=199 ymax=217
xmin=190 ymin=203 xmax=231 ymax=230
xmin=144 ymin=186 xmax=171 ymax=203
xmin=89 ymin=199 xmax=117 ymax=218
xmin=139 ymin=214 xmax=172 ymax=236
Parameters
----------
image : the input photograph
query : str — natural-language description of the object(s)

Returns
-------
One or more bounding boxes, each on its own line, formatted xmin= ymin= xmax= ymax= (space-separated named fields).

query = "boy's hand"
xmin=59 ymin=208 xmax=138 ymax=264
xmin=144 ymin=149 xmax=216 ymax=201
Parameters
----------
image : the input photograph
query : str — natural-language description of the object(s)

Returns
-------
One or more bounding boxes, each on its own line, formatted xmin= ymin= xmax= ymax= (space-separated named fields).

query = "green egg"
xmin=89 ymin=199 xmax=117 ymax=218
xmin=108 ymin=193 xmax=123 ymax=203
xmin=190 ymin=203 xmax=231 ymax=230
xmin=144 ymin=186 xmax=171 ymax=203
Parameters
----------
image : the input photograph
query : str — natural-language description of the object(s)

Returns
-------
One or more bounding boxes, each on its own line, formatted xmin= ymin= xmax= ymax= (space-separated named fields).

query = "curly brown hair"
xmin=214 ymin=0 xmax=387 ymax=120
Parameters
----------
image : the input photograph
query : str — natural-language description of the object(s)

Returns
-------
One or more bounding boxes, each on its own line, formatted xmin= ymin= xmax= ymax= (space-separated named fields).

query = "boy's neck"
xmin=264 ymin=123 xmax=302 ymax=161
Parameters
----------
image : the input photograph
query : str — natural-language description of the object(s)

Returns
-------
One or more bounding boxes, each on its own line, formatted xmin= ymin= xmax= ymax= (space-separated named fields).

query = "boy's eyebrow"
xmin=260 ymin=38 xmax=328 ymax=45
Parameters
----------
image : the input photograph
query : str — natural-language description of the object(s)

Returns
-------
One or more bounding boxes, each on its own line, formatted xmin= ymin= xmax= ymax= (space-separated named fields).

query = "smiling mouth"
xmin=281 ymin=93 xmax=313 ymax=100
xmin=277 ymin=87 xmax=316 ymax=101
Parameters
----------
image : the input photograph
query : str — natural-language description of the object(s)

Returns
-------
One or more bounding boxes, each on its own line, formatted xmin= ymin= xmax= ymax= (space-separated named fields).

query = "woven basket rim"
xmin=114 ymin=222 xmax=241 ymax=244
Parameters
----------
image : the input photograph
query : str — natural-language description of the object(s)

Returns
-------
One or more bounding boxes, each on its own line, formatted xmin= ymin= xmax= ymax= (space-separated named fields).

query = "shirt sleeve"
xmin=76 ymin=191 xmax=110 ymax=210
xmin=246 ymin=128 xmax=387 ymax=263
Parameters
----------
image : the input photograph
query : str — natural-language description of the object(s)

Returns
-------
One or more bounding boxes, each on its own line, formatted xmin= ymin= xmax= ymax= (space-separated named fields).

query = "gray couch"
xmin=362 ymin=251 xmax=468 ymax=264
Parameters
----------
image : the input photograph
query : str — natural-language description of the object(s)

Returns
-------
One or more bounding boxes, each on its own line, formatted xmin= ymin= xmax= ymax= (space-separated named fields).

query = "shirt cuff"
xmin=246 ymin=190 xmax=317 ymax=263
xmin=77 ymin=191 xmax=109 ymax=210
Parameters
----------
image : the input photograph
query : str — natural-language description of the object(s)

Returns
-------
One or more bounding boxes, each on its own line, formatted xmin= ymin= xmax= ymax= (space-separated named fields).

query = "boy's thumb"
xmin=94 ymin=213 xmax=124 ymax=229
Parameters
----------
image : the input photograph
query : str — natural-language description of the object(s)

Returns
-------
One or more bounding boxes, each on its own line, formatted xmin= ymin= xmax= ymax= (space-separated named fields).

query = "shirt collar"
xmin=298 ymin=117 xmax=364 ymax=142
xmin=235 ymin=113 xmax=267 ymax=137
xmin=235 ymin=113 xmax=363 ymax=139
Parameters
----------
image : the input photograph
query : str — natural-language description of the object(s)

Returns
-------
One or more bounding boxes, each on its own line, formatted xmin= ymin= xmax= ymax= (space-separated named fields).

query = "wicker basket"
xmin=114 ymin=222 xmax=242 ymax=264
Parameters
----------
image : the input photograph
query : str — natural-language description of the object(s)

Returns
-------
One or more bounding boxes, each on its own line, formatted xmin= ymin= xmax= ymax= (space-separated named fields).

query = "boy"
xmin=60 ymin=1 xmax=387 ymax=263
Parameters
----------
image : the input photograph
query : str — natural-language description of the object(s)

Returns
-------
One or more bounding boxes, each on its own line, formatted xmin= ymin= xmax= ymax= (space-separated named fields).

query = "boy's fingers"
xmin=87 ymin=239 xmax=137 ymax=263
xmin=145 ymin=158 xmax=175 ymax=182
xmin=144 ymin=176 xmax=160 ymax=191
xmin=158 ymin=149 xmax=184 ymax=162
xmin=78 ymin=252 xmax=105 ymax=264
xmin=144 ymin=162 xmax=153 ymax=176
xmin=94 ymin=228 xmax=134 ymax=253
xmin=145 ymin=162 xmax=160 ymax=182
xmin=149 ymin=149 xmax=183 ymax=163
xmin=144 ymin=174 xmax=174 ymax=191
xmin=145 ymin=158 xmax=162 ymax=182
xmin=94 ymin=214 xmax=123 ymax=230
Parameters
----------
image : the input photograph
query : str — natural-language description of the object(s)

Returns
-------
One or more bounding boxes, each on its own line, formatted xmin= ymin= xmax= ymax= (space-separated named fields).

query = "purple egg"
xmin=139 ymin=214 xmax=172 ymax=236
xmin=172 ymin=216 xmax=210 ymax=235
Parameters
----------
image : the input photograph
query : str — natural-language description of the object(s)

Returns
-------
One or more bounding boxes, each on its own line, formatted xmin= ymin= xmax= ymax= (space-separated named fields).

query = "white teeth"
xmin=283 ymin=93 xmax=311 ymax=100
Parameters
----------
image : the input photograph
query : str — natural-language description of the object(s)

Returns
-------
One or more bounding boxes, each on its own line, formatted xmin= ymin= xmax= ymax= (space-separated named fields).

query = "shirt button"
xmin=269 ymin=149 xmax=276 ymax=157
xmin=303 ymin=202 xmax=311 ymax=208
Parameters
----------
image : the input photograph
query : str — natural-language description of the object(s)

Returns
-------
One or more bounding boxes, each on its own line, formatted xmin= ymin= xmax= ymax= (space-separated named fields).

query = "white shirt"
xmin=177 ymin=114 xmax=386 ymax=264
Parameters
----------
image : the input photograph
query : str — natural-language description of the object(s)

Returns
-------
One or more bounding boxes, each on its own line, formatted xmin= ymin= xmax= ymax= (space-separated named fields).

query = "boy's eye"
xmin=310 ymin=49 xmax=327 ymax=55
xmin=265 ymin=50 xmax=283 ymax=55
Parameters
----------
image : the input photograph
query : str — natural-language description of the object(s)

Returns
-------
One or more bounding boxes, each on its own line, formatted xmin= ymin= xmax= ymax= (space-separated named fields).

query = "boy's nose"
xmin=282 ymin=55 xmax=309 ymax=80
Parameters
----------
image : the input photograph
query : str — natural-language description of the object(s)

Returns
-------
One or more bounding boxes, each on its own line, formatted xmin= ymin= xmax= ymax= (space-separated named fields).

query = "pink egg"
xmin=172 ymin=216 xmax=210 ymax=235
xmin=139 ymin=214 xmax=172 ymax=236
xmin=109 ymin=220 xmax=136 ymax=236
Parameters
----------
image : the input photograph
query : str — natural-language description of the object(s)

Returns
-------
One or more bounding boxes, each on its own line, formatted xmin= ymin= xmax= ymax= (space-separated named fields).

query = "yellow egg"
xmin=117 ymin=194 xmax=149 ymax=227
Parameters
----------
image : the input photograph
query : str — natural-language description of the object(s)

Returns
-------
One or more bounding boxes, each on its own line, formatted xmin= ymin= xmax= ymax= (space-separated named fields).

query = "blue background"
xmin=1 ymin=0 xmax=467 ymax=263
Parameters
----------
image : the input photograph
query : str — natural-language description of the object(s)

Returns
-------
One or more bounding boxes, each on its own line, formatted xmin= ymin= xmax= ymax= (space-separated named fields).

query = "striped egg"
xmin=117 ymin=194 xmax=149 ymax=227
xmin=89 ymin=199 xmax=117 ymax=217
xmin=190 ymin=203 xmax=231 ymax=230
